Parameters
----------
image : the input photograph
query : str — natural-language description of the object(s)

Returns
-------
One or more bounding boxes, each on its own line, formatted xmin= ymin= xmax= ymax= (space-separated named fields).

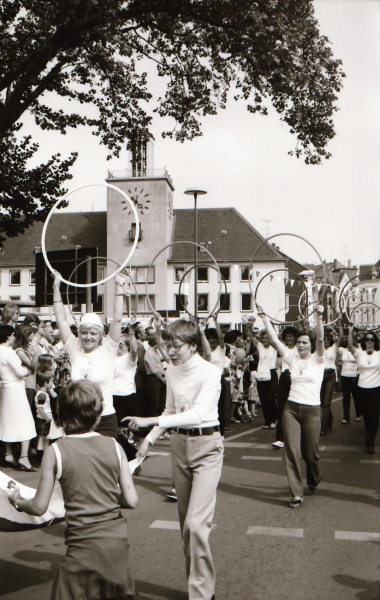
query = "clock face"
xmin=121 ymin=187 xmax=150 ymax=215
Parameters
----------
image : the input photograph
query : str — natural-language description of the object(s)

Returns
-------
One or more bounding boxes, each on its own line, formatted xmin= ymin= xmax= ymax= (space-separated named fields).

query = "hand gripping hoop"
xmin=41 ymin=183 xmax=140 ymax=287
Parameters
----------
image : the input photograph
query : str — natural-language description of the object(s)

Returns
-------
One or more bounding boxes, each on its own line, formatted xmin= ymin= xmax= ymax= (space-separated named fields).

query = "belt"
xmin=176 ymin=426 xmax=220 ymax=436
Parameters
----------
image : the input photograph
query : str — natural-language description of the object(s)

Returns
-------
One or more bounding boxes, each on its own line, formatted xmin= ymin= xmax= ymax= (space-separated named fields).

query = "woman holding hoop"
xmin=348 ymin=327 xmax=380 ymax=454
xmin=257 ymin=306 xmax=325 ymax=508
xmin=53 ymin=272 xmax=126 ymax=439
xmin=320 ymin=327 xmax=342 ymax=436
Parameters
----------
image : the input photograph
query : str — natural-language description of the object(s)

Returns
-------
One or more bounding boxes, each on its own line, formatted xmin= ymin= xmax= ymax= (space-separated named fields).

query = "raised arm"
xmin=199 ymin=319 xmax=211 ymax=361
xmin=347 ymin=324 xmax=357 ymax=356
xmin=108 ymin=273 xmax=126 ymax=344
xmin=315 ymin=305 xmax=324 ymax=357
xmin=245 ymin=315 xmax=259 ymax=349
xmin=53 ymin=272 xmax=72 ymax=344
xmin=256 ymin=307 xmax=287 ymax=357
xmin=155 ymin=316 xmax=170 ymax=363
xmin=212 ymin=313 xmax=225 ymax=350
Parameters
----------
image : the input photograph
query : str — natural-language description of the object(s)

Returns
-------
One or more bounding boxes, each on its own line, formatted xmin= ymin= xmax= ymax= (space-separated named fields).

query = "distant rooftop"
xmin=107 ymin=168 xmax=174 ymax=190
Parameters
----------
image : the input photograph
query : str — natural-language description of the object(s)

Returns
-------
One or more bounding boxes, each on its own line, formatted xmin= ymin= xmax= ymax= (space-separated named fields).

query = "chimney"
xmin=333 ymin=259 xmax=339 ymax=271
xmin=347 ymin=259 xmax=351 ymax=268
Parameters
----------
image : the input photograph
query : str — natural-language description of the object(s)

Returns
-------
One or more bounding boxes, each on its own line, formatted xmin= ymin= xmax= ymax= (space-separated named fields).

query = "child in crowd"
xmin=9 ymin=380 xmax=138 ymax=600
xmin=34 ymin=371 xmax=62 ymax=464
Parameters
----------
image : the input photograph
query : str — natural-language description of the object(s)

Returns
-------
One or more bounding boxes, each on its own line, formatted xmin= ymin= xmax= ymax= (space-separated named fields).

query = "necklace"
xmin=296 ymin=359 xmax=309 ymax=376
xmin=366 ymin=351 xmax=374 ymax=366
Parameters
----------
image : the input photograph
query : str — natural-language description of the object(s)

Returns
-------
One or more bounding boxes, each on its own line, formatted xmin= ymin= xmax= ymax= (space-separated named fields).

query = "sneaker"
xmin=272 ymin=441 xmax=284 ymax=448
xmin=262 ymin=425 xmax=270 ymax=429
xmin=289 ymin=497 xmax=303 ymax=509
xmin=167 ymin=488 xmax=177 ymax=501
xmin=159 ymin=432 xmax=171 ymax=440
xmin=269 ymin=423 xmax=276 ymax=430
xmin=355 ymin=416 xmax=361 ymax=421
xmin=231 ymin=417 xmax=241 ymax=423
xmin=341 ymin=419 xmax=348 ymax=425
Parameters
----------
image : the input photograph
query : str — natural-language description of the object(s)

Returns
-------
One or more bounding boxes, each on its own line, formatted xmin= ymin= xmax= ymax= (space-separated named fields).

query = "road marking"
xmin=319 ymin=446 xmax=366 ymax=452
xmin=225 ymin=442 xmax=273 ymax=449
xmin=335 ymin=531 xmax=380 ymax=541
xmin=247 ymin=526 xmax=303 ymax=538
xmin=241 ymin=456 xmax=282 ymax=461
xmin=322 ymin=458 xmax=340 ymax=463
xmin=150 ymin=520 xmax=217 ymax=531
xmin=147 ymin=452 xmax=170 ymax=456
xmin=225 ymin=425 xmax=263 ymax=442
xmin=360 ymin=460 xmax=380 ymax=464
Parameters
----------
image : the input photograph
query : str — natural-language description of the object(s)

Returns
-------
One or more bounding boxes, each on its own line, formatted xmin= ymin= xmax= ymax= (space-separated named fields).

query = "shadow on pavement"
xmin=136 ymin=578 xmax=187 ymax=600
xmin=0 ymin=550 xmax=60 ymax=596
xmin=333 ymin=571 xmax=380 ymax=600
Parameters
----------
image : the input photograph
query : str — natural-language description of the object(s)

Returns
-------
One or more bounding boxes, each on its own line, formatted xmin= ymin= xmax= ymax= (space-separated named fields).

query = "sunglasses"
xmin=365 ymin=337 xmax=375 ymax=342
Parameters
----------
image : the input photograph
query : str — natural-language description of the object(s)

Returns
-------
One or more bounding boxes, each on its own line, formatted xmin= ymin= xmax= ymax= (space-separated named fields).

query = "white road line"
xmin=225 ymin=425 xmax=264 ymax=442
xmin=319 ymin=446 xmax=366 ymax=452
xmin=360 ymin=460 xmax=380 ymax=464
xmin=150 ymin=520 xmax=217 ymax=531
xmin=147 ymin=452 xmax=170 ymax=456
xmin=225 ymin=442 xmax=273 ymax=449
xmin=247 ymin=526 xmax=304 ymax=538
xmin=241 ymin=456 xmax=281 ymax=461
xmin=335 ymin=531 xmax=380 ymax=541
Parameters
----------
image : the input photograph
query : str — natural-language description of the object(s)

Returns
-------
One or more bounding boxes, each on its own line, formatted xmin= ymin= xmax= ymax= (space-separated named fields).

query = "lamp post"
xmin=184 ymin=187 xmax=207 ymax=318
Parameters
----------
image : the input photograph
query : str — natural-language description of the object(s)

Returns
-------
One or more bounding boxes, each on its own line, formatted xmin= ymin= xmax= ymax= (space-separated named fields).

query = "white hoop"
xmin=41 ymin=182 xmax=140 ymax=288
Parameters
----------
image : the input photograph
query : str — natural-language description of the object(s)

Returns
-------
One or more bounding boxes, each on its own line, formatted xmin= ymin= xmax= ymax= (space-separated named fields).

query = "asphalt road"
xmin=1 ymin=395 xmax=379 ymax=600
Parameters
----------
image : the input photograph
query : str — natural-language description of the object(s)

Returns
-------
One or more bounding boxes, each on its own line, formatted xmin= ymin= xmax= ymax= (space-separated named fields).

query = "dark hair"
xmin=70 ymin=324 xmax=78 ymax=337
xmin=205 ymin=327 xmax=218 ymax=340
xmin=1 ymin=303 xmax=19 ymax=324
xmin=38 ymin=354 xmax=56 ymax=373
xmin=14 ymin=324 xmax=33 ymax=349
xmin=23 ymin=314 xmax=41 ymax=326
xmin=360 ymin=331 xmax=380 ymax=351
xmin=323 ymin=334 xmax=334 ymax=348
xmin=295 ymin=330 xmax=317 ymax=353
xmin=281 ymin=326 xmax=298 ymax=342
xmin=51 ymin=321 xmax=59 ymax=330
xmin=36 ymin=370 xmax=53 ymax=387
xmin=56 ymin=380 xmax=103 ymax=434
xmin=162 ymin=319 xmax=200 ymax=348
xmin=224 ymin=329 xmax=242 ymax=345
xmin=0 ymin=324 xmax=15 ymax=344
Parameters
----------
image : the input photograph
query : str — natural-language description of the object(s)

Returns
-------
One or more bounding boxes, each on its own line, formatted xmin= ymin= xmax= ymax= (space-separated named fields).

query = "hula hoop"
xmin=145 ymin=241 xmax=222 ymax=320
xmin=41 ymin=183 xmax=140 ymax=287
xmin=248 ymin=233 xmax=327 ymax=324
xmin=338 ymin=275 xmax=364 ymax=325
xmin=346 ymin=300 xmax=380 ymax=332
xmin=177 ymin=264 xmax=227 ymax=316
xmin=254 ymin=268 xmax=306 ymax=325
xmin=298 ymin=288 xmax=342 ymax=327
xmin=65 ymin=257 xmax=138 ymax=322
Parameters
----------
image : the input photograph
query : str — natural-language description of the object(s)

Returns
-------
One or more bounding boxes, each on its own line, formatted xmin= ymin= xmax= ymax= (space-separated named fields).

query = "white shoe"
xmin=269 ymin=423 xmax=276 ymax=429
xmin=167 ymin=489 xmax=177 ymax=501
xmin=272 ymin=441 xmax=284 ymax=448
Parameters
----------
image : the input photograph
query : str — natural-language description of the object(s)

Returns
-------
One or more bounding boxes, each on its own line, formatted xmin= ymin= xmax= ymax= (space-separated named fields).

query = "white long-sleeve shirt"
xmin=146 ymin=352 xmax=221 ymax=445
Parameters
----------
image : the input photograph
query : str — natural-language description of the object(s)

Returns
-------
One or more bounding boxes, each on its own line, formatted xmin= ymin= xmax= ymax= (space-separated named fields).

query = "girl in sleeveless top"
xmin=8 ymin=380 xmax=138 ymax=600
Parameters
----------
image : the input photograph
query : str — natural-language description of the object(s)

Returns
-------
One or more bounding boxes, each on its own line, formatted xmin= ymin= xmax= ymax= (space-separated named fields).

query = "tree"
xmin=0 ymin=0 xmax=344 ymax=242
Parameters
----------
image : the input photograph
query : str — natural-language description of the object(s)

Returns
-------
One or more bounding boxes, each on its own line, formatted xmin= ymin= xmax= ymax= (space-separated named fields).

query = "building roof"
xmin=0 ymin=212 xmax=107 ymax=266
xmin=170 ymin=208 xmax=283 ymax=263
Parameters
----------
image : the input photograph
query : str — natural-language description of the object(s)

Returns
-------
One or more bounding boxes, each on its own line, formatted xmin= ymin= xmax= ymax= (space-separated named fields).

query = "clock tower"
xmin=105 ymin=140 xmax=174 ymax=317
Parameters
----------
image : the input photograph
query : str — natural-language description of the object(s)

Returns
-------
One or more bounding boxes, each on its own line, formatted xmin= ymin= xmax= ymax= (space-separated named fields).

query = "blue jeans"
xmin=283 ymin=401 xmax=321 ymax=499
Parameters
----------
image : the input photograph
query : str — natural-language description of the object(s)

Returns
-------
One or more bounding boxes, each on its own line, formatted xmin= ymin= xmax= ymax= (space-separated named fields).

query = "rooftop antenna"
xmin=260 ymin=219 xmax=275 ymax=238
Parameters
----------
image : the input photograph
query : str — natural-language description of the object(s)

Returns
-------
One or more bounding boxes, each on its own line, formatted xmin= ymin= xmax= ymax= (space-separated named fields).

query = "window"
xmin=175 ymin=294 xmax=188 ymax=311
xmin=219 ymin=293 xmax=231 ymax=312
xmin=197 ymin=294 xmax=208 ymax=312
xmin=241 ymin=293 xmax=252 ymax=312
xmin=219 ymin=266 xmax=230 ymax=282
xmin=130 ymin=266 xmax=154 ymax=283
xmin=197 ymin=267 xmax=208 ymax=282
xmin=0 ymin=270 xmax=2 ymax=285
xmin=29 ymin=270 xmax=36 ymax=285
xmin=327 ymin=294 xmax=332 ymax=307
xmin=10 ymin=296 xmax=21 ymax=301
xmin=240 ymin=267 xmax=250 ymax=281
xmin=10 ymin=270 xmax=21 ymax=285
xmin=130 ymin=295 xmax=155 ymax=312
xmin=29 ymin=296 xmax=36 ymax=303
xmin=93 ymin=295 xmax=104 ymax=313
xmin=285 ymin=294 xmax=289 ymax=313
xmin=372 ymin=288 xmax=377 ymax=301
xmin=97 ymin=267 xmax=105 ymax=281
xmin=174 ymin=267 xmax=186 ymax=283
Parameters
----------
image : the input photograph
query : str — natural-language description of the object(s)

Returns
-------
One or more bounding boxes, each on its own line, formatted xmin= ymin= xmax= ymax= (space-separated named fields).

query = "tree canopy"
xmin=0 ymin=0 xmax=344 ymax=242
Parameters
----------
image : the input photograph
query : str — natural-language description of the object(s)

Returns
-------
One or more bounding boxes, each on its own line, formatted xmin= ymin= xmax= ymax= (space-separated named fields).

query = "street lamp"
xmin=184 ymin=187 xmax=207 ymax=318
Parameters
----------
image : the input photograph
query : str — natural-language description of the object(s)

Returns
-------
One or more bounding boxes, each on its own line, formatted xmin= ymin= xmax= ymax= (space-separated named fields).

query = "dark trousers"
xmin=340 ymin=376 xmax=360 ymax=422
xmin=218 ymin=376 xmax=228 ymax=436
xmin=276 ymin=371 xmax=291 ymax=442
xmin=146 ymin=375 xmax=167 ymax=417
xmin=113 ymin=393 xmax=137 ymax=425
xmin=257 ymin=369 xmax=278 ymax=426
xmin=357 ymin=386 xmax=380 ymax=448
xmin=320 ymin=369 xmax=336 ymax=432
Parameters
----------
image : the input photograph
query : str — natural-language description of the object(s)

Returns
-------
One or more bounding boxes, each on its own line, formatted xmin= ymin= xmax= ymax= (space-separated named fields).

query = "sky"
xmin=20 ymin=0 xmax=380 ymax=268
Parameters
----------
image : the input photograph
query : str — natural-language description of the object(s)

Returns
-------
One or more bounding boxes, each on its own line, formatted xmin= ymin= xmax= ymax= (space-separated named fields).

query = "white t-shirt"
xmin=353 ymin=348 xmax=380 ymax=389
xmin=0 ymin=346 xmax=28 ymax=388
xmin=146 ymin=352 xmax=221 ymax=444
xmin=282 ymin=345 xmax=299 ymax=372
xmin=255 ymin=342 xmax=277 ymax=381
xmin=209 ymin=346 xmax=226 ymax=374
xmin=113 ymin=354 xmax=137 ymax=396
xmin=64 ymin=334 xmax=118 ymax=416
xmin=339 ymin=348 xmax=358 ymax=378
xmin=323 ymin=344 xmax=337 ymax=370
xmin=283 ymin=350 xmax=324 ymax=406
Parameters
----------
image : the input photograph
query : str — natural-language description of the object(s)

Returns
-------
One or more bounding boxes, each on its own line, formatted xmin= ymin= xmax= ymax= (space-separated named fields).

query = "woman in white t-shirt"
xmin=348 ymin=326 xmax=380 ymax=454
xmin=258 ymin=305 xmax=325 ymax=509
xmin=320 ymin=330 xmax=342 ymax=435
xmin=247 ymin=327 xmax=278 ymax=429
xmin=112 ymin=327 xmax=138 ymax=425
xmin=53 ymin=271 xmax=126 ymax=439
xmin=338 ymin=333 xmax=360 ymax=424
